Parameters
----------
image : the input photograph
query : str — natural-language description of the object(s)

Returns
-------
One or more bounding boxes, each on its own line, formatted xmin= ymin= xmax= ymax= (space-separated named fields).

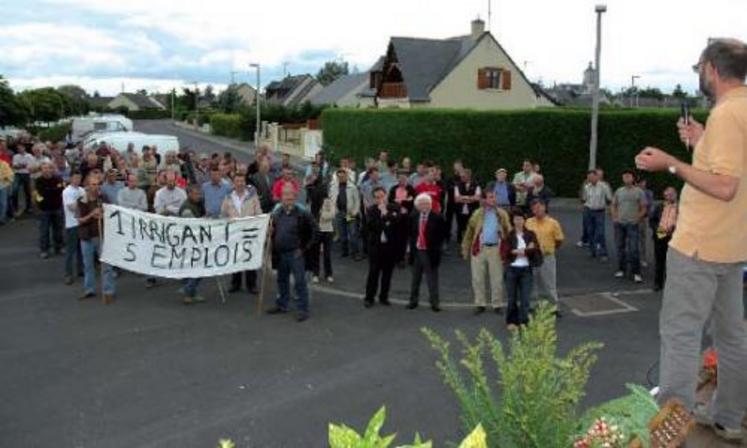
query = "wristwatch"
xmin=668 ymin=165 xmax=677 ymax=175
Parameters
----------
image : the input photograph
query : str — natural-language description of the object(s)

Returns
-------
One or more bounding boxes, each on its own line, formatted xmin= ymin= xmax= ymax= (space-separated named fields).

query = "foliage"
xmin=422 ymin=303 xmax=603 ymax=448
xmin=328 ymin=406 xmax=489 ymax=448
xmin=28 ymin=123 xmax=71 ymax=143
xmin=322 ymin=108 xmax=708 ymax=196
xmin=0 ymin=76 xmax=29 ymax=127
xmin=316 ymin=60 xmax=350 ymax=86
xmin=210 ymin=102 xmax=327 ymax=141
xmin=576 ymin=384 xmax=659 ymax=447
xmin=210 ymin=113 xmax=247 ymax=140
xmin=217 ymin=86 xmax=246 ymax=113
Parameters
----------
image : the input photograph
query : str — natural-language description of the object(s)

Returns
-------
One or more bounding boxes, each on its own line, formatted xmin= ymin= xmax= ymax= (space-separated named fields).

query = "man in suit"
xmin=249 ymin=157 xmax=275 ymax=213
xmin=363 ymin=186 xmax=402 ymax=307
xmin=407 ymin=193 xmax=447 ymax=312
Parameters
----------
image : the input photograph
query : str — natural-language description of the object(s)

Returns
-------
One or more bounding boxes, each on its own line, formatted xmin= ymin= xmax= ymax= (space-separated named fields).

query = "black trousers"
xmin=231 ymin=270 xmax=257 ymax=290
xmin=365 ymin=245 xmax=396 ymax=303
xmin=445 ymin=202 xmax=455 ymax=242
xmin=310 ymin=231 xmax=333 ymax=277
xmin=409 ymin=250 xmax=439 ymax=306
xmin=456 ymin=212 xmax=471 ymax=245
xmin=653 ymin=234 xmax=671 ymax=289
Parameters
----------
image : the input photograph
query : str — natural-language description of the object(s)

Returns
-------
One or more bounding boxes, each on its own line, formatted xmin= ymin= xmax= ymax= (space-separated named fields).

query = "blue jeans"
xmin=275 ymin=250 xmax=309 ymax=313
xmin=335 ymin=212 xmax=360 ymax=256
xmin=0 ymin=186 xmax=8 ymax=224
xmin=506 ymin=266 xmax=533 ymax=325
xmin=588 ymin=209 xmax=608 ymax=257
xmin=81 ymin=237 xmax=115 ymax=295
xmin=183 ymin=278 xmax=201 ymax=297
xmin=64 ymin=227 xmax=83 ymax=277
xmin=614 ymin=222 xmax=641 ymax=275
xmin=39 ymin=209 xmax=64 ymax=253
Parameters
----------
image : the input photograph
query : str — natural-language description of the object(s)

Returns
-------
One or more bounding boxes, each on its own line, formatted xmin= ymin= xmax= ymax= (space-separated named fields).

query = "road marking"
xmin=564 ymin=292 xmax=639 ymax=317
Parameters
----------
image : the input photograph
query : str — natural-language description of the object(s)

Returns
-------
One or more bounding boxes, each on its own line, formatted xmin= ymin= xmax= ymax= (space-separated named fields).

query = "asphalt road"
xmin=0 ymin=120 xmax=741 ymax=447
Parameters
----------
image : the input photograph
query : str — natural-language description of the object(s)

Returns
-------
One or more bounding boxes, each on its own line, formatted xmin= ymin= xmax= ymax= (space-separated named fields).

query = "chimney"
xmin=471 ymin=18 xmax=485 ymax=39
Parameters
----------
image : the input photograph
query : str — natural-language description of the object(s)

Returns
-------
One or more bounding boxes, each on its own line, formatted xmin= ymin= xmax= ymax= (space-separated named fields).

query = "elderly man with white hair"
xmin=526 ymin=173 xmax=554 ymax=214
xmin=406 ymin=193 xmax=447 ymax=312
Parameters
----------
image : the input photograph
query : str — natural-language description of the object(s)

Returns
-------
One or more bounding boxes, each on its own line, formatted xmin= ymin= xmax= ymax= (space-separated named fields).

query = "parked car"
xmin=72 ymin=114 xmax=133 ymax=141
xmin=82 ymin=131 xmax=179 ymax=155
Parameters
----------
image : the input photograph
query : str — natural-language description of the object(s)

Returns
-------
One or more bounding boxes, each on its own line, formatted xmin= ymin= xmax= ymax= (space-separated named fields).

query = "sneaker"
xmin=326 ymin=276 xmax=334 ymax=283
xmin=633 ymin=274 xmax=643 ymax=283
xmin=473 ymin=306 xmax=486 ymax=315
xmin=40 ymin=252 xmax=49 ymax=259
xmin=311 ymin=276 xmax=320 ymax=284
xmin=693 ymin=404 xmax=745 ymax=442
xmin=614 ymin=271 xmax=624 ymax=278
xmin=78 ymin=291 xmax=96 ymax=300
xmin=64 ymin=276 xmax=73 ymax=285
xmin=576 ymin=241 xmax=585 ymax=248
xmin=182 ymin=296 xmax=195 ymax=305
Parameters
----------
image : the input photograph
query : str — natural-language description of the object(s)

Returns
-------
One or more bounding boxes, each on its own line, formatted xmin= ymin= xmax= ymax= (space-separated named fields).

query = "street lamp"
xmin=190 ymin=81 xmax=199 ymax=130
xmin=630 ymin=75 xmax=640 ymax=108
xmin=249 ymin=63 xmax=261 ymax=147
xmin=588 ymin=4 xmax=607 ymax=171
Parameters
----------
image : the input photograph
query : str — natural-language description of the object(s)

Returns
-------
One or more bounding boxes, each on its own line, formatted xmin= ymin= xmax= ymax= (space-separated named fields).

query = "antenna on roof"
xmin=487 ymin=0 xmax=491 ymax=31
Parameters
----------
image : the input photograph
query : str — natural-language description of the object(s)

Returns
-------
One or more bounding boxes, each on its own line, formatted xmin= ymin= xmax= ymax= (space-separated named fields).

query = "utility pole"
xmin=250 ymin=63 xmax=261 ymax=147
xmin=282 ymin=62 xmax=289 ymax=78
xmin=171 ymin=88 xmax=175 ymax=121
xmin=230 ymin=70 xmax=239 ymax=85
xmin=588 ymin=4 xmax=607 ymax=171
xmin=192 ymin=82 xmax=199 ymax=130
xmin=630 ymin=75 xmax=640 ymax=108
xmin=488 ymin=0 xmax=492 ymax=31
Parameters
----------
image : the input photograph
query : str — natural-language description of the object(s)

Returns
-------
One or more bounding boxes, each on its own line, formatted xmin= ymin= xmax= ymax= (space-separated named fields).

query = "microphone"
xmin=681 ymin=102 xmax=691 ymax=149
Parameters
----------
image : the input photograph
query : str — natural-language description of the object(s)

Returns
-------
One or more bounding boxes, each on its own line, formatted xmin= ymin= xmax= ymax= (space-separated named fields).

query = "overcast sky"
xmin=1 ymin=0 xmax=745 ymax=96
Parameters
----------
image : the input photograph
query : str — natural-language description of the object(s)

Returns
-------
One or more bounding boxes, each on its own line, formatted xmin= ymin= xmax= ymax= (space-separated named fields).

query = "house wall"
xmin=337 ymin=81 xmax=372 ymax=107
xmin=237 ymin=86 xmax=257 ymax=106
xmin=107 ymin=96 xmax=139 ymax=111
xmin=428 ymin=36 xmax=546 ymax=110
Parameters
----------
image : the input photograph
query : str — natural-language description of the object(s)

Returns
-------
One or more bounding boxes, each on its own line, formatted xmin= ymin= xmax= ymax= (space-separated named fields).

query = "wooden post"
xmin=257 ymin=219 xmax=273 ymax=315
xmin=97 ymin=203 xmax=106 ymax=304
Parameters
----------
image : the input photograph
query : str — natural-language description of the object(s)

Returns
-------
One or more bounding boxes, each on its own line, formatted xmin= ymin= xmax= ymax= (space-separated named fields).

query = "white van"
xmin=72 ymin=115 xmax=133 ymax=141
xmin=82 ymin=131 xmax=179 ymax=155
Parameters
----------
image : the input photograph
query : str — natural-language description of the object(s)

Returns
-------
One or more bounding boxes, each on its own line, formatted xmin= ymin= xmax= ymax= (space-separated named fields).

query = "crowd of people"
xmin=0 ymin=134 xmax=683 ymax=328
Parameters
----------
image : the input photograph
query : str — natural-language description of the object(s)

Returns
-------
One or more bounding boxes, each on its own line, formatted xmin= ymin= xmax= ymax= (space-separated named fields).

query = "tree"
xmin=315 ymin=60 xmax=349 ymax=86
xmin=672 ymin=84 xmax=688 ymax=99
xmin=637 ymin=87 xmax=665 ymax=100
xmin=203 ymin=84 xmax=216 ymax=102
xmin=136 ymin=88 xmax=148 ymax=96
xmin=57 ymin=85 xmax=88 ymax=100
xmin=0 ymin=76 xmax=29 ymax=127
xmin=56 ymin=84 xmax=89 ymax=116
xmin=18 ymin=88 xmax=67 ymax=123
xmin=216 ymin=86 xmax=243 ymax=113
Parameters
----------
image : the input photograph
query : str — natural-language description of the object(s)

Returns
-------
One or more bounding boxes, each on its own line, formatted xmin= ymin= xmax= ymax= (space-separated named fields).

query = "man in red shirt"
xmin=271 ymin=167 xmax=300 ymax=202
xmin=415 ymin=166 xmax=443 ymax=214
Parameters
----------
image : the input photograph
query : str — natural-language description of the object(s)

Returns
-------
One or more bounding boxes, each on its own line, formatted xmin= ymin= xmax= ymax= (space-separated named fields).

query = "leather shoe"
xmin=431 ymin=305 xmax=442 ymax=313
xmin=296 ymin=312 xmax=309 ymax=322
xmin=379 ymin=299 xmax=391 ymax=306
xmin=473 ymin=306 xmax=486 ymax=315
xmin=102 ymin=294 xmax=114 ymax=305
xmin=405 ymin=302 xmax=418 ymax=310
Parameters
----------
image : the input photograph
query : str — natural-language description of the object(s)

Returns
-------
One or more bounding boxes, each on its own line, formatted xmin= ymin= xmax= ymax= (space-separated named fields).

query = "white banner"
xmin=100 ymin=204 xmax=270 ymax=279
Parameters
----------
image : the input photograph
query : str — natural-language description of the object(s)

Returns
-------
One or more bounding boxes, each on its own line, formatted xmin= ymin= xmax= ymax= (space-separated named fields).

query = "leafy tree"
xmin=315 ymin=60 xmax=349 ymax=86
xmin=57 ymin=85 xmax=88 ymax=100
xmin=637 ymin=87 xmax=665 ymax=100
xmin=203 ymin=84 xmax=215 ymax=102
xmin=672 ymin=84 xmax=688 ymax=99
xmin=18 ymin=88 xmax=67 ymax=123
xmin=0 ymin=76 xmax=29 ymax=127
xmin=136 ymin=88 xmax=148 ymax=96
xmin=216 ymin=86 xmax=243 ymax=113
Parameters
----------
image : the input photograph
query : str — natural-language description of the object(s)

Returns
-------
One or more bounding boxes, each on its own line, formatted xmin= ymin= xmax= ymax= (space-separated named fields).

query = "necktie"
xmin=417 ymin=213 xmax=427 ymax=249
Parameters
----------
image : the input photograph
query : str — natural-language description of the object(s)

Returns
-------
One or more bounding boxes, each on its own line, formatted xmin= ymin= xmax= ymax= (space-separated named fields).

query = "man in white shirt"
xmin=12 ymin=143 xmax=35 ymax=216
xmin=153 ymin=171 xmax=187 ymax=216
xmin=147 ymin=171 xmax=186 ymax=288
xmin=117 ymin=174 xmax=148 ymax=212
xmin=62 ymin=172 xmax=85 ymax=284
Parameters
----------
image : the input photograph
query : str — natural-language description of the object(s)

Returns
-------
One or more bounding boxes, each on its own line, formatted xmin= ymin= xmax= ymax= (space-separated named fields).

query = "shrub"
xmin=210 ymin=113 xmax=248 ymax=140
xmin=422 ymin=303 xmax=603 ymax=448
xmin=322 ymin=108 xmax=708 ymax=196
xmin=29 ymin=123 xmax=71 ymax=142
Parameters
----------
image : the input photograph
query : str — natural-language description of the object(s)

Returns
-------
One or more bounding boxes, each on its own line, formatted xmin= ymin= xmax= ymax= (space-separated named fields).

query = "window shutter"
xmin=477 ymin=68 xmax=487 ymax=89
xmin=502 ymin=70 xmax=512 ymax=90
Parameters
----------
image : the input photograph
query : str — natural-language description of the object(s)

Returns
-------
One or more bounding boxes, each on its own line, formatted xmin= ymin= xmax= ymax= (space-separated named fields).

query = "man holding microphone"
xmin=635 ymin=38 xmax=747 ymax=442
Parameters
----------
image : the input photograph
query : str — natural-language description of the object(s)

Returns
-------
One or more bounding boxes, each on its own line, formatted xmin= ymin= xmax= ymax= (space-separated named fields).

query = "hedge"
xmin=321 ymin=108 xmax=708 ymax=197
xmin=210 ymin=113 xmax=249 ymax=141
xmin=28 ymin=123 xmax=72 ymax=143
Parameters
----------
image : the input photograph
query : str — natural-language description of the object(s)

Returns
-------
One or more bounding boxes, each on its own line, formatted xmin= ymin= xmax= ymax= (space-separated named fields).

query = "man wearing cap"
xmin=493 ymin=168 xmax=516 ymax=209
xmin=101 ymin=168 xmax=124 ymax=205
xmin=611 ymin=169 xmax=647 ymax=283
xmin=193 ymin=153 xmax=211 ymax=186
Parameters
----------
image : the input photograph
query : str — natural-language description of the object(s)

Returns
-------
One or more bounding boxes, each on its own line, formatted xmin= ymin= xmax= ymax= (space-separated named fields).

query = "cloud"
xmin=2 ymin=0 xmax=746 ymax=95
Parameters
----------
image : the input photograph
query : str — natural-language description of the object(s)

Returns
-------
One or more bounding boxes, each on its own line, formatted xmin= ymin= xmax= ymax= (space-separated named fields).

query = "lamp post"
xmin=631 ymin=75 xmax=640 ymax=108
xmin=588 ymin=4 xmax=606 ymax=171
xmin=250 ymin=63 xmax=261 ymax=147
xmin=191 ymin=81 xmax=199 ymax=130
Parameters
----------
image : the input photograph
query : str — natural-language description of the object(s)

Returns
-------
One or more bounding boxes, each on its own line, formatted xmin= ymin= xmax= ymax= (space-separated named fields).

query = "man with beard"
xmin=635 ymin=39 xmax=747 ymax=443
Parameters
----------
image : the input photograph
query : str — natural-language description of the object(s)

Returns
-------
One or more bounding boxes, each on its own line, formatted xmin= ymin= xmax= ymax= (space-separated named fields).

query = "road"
xmin=1 ymin=120 xmax=742 ymax=447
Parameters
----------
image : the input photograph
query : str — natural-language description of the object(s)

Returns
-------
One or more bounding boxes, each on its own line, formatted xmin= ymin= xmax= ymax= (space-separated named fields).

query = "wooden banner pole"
xmin=257 ymin=219 xmax=273 ymax=315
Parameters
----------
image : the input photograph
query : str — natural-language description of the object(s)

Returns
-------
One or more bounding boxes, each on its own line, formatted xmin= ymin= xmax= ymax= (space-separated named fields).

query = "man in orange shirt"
xmin=636 ymin=39 xmax=747 ymax=442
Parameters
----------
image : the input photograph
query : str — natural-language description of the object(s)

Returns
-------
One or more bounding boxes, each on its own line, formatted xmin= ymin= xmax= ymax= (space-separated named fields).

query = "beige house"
xmin=366 ymin=19 xmax=556 ymax=109
xmin=234 ymin=83 xmax=257 ymax=106
xmin=107 ymin=93 xmax=166 ymax=111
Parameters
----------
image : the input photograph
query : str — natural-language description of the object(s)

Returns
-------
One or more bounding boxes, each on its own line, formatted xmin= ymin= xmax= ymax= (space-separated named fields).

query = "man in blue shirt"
xmin=201 ymin=164 xmax=232 ymax=218
xmin=492 ymin=168 xmax=515 ymax=209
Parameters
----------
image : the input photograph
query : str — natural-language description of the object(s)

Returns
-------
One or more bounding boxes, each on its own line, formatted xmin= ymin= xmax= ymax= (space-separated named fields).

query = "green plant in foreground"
xmin=422 ymin=302 xmax=603 ymax=448
xmin=328 ymin=406 xmax=432 ymax=448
